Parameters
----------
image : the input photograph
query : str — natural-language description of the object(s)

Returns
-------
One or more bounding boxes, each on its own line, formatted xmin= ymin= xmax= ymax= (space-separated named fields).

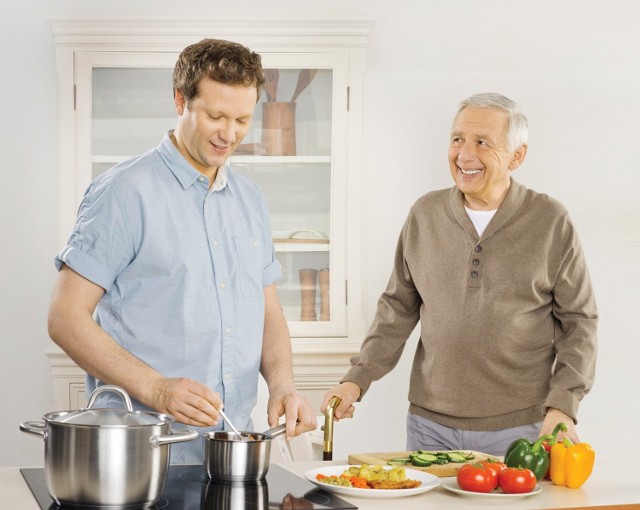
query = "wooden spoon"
xmin=290 ymin=69 xmax=318 ymax=103
xmin=264 ymin=69 xmax=279 ymax=102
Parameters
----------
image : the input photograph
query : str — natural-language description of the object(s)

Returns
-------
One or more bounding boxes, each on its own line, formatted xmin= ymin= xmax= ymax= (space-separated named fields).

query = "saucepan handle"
xmin=263 ymin=423 xmax=288 ymax=439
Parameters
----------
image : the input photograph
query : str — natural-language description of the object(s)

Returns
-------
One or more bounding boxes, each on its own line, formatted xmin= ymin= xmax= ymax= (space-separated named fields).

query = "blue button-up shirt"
xmin=55 ymin=132 xmax=281 ymax=463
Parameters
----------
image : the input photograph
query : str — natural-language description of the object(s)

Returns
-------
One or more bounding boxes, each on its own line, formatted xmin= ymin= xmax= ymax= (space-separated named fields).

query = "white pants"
xmin=406 ymin=412 xmax=542 ymax=457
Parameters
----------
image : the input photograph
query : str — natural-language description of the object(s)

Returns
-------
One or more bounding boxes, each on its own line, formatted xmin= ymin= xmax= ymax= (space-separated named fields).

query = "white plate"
xmin=440 ymin=478 xmax=542 ymax=499
xmin=304 ymin=465 xmax=441 ymax=499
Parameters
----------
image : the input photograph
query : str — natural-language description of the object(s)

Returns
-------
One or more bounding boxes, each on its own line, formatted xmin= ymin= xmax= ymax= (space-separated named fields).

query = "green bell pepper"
xmin=504 ymin=434 xmax=553 ymax=481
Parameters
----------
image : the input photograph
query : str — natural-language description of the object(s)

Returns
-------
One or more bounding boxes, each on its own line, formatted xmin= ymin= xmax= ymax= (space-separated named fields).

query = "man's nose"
xmin=457 ymin=141 xmax=476 ymax=163
xmin=219 ymin=120 xmax=236 ymax=144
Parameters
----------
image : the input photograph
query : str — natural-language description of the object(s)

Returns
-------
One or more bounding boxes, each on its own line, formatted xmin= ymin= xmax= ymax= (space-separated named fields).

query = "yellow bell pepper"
xmin=550 ymin=438 xmax=595 ymax=489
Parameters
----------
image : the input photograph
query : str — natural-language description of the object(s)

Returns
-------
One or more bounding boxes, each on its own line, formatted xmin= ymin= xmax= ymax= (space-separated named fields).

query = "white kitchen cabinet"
xmin=47 ymin=20 xmax=370 ymax=410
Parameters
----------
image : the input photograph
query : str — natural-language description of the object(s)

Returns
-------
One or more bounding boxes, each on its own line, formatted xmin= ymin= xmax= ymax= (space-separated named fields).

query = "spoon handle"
xmin=217 ymin=407 xmax=241 ymax=435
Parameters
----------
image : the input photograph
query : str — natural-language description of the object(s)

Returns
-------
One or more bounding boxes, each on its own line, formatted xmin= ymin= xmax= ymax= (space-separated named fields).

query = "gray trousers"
xmin=406 ymin=412 xmax=542 ymax=457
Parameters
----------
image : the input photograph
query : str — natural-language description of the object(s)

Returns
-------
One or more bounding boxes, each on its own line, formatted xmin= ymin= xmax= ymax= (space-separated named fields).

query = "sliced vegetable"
xmin=389 ymin=450 xmax=478 ymax=468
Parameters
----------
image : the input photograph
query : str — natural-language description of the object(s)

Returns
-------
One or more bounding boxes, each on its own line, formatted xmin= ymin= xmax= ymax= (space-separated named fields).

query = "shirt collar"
xmin=157 ymin=131 xmax=230 ymax=192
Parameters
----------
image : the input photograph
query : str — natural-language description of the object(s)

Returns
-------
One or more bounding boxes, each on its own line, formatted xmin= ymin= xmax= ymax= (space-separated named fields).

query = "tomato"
xmin=456 ymin=463 xmax=498 ymax=493
xmin=499 ymin=467 xmax=537 ymax=494
xmin=479 ymin=459 xmax=507 ymax=479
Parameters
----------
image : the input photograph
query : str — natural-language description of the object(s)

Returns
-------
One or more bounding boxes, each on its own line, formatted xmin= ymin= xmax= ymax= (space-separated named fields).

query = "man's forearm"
xmin=260 ymin=284 xmax=295 ymax=392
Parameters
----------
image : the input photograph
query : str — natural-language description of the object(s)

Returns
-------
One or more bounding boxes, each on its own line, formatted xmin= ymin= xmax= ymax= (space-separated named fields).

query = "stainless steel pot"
xmin=20 ymin=385 xmax=198 ymax=509
xmin=203 ymin=424 xmax=287 ymax=481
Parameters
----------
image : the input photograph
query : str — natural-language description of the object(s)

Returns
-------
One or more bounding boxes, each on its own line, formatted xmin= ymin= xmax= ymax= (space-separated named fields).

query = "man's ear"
xmin=174 ymin=89 xmax=186 ymax=115
xmin=509 ymin=144 xmax=528 ymax=171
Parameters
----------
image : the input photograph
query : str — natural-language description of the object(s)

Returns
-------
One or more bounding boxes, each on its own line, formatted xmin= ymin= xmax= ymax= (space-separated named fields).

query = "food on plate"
xmin=388 ymin=450 xmax=476 ymax=467
xmin=368 ymin=479 xmax=422 ymax=490
xmin=478 ymin=458 xmax=507 ymax=479
xmin=499 ymin=467 xmax=537 ymax=494
xmin=549 ymin=435 xmax=595 ymax=489
xmin=315 ymin=464 xmax=421 ymax=490
xmin=504 ymin=434 xmax=552 ymax=481
xmin=456 ymin=463 xmax=498 ymax=493
xmin=456 ymin=463 xmax=538 ymax=495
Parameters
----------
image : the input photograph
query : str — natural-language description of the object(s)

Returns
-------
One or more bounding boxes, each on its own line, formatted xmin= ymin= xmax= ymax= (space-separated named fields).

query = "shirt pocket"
xmin=233 ymin=236 xmax=264 ymax=297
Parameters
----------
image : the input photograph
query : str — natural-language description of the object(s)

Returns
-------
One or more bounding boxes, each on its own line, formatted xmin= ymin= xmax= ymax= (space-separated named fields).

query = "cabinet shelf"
xmin=274 ymin=241 xmax=330 ymax=252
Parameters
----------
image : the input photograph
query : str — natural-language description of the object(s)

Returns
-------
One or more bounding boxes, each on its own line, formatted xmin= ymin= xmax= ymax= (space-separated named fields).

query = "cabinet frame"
xmin=49 ymin=19 xmax=371 ymax=408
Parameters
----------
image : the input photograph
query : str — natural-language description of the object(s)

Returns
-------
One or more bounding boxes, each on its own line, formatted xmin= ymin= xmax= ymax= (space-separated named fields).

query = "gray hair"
xmin=456 ymin=93 xmax=528 ymax=151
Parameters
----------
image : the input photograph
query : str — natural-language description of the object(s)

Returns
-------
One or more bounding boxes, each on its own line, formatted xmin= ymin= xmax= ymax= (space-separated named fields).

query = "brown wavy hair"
xmin=173 ymin=39 xmax=265 ymax=104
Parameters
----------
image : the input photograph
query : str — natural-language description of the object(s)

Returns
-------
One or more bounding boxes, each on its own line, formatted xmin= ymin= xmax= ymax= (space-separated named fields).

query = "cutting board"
xmin=347 ymin=450 xmax=494 ymax=477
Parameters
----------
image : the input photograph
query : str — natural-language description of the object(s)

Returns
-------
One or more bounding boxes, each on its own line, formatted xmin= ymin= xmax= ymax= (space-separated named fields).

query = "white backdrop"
xmin=1 ymin=0 xmax=638 ymax=467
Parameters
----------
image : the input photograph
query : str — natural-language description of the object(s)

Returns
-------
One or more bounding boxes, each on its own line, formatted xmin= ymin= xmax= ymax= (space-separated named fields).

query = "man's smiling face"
xmin=448 ymin=107 xmax=526 ymax=210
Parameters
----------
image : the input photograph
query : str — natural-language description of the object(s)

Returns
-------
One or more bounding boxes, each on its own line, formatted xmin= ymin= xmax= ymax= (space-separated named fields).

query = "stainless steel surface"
xmin=203 ymin=424 xmax=287 ymax=481
xmin=20 ymin=385 xmax=198 ymax=508
xmin=201 ymin=477 xmax=268 ymax=510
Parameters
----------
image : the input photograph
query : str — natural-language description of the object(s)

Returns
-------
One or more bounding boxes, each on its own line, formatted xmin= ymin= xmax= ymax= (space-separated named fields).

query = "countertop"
xmin=3 ymin=453 xmax=638 ymax=509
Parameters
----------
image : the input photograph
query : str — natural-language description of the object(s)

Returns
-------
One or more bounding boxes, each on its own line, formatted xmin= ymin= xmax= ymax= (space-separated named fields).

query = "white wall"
xmin=2 ymin=0 xmax=639 ymax=467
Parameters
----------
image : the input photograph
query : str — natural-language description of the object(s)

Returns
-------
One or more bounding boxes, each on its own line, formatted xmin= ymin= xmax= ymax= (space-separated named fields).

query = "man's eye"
xmin=478 ymin=140 xmax=488 ymax=146
xmin=451 ymin=137 xmax=462 ymax=144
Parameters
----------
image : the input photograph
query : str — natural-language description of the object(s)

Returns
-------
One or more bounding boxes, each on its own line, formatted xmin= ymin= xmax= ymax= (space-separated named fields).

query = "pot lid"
xmin=48 ymin=385 xmax=169 ymax=427
xmin=50 ymin=407 xmax=168 ymax=426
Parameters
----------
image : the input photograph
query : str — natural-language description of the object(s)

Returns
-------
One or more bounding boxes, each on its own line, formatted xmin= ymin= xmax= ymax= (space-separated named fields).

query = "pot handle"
xmin=20 ymin=421 xmax=47 ymax=439
xmin=86 ymin=385 xmax=134 ymax=412
xmin=150 ymin=428 xmax=199 ymax=447
xmin=263 ymin=423 xmax=288 ymax=439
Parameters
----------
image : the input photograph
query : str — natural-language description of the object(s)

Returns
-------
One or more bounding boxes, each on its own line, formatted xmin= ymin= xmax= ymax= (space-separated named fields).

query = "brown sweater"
xmin=344 ymin=179 xmax=597 ymax=430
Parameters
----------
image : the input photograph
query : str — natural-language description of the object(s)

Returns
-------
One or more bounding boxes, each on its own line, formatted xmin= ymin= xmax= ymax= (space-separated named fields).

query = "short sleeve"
xmin=54 ymin=179 xmax=135 ymax=291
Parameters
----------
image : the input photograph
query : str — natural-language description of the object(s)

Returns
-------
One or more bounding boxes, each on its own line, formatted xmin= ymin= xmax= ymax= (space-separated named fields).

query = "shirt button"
xmin=198 ymin=175 xmax=206 ymax=182
xmin=252 ymin=240 xmax=258 ymax=247
xmin=475 ymin=245 xmax=482 ymax=252
xmin=471 ymin=271 xmax=479 ymax=278
xmin=225 ymin=327 xmax=232 ymax=334
xmin=472 ymin=258 xmax=480 ymax=266
xmin=220 ymin=282 xmax=226 ymax=289
xmin=213 ymin=240 xmax=219 ymax=246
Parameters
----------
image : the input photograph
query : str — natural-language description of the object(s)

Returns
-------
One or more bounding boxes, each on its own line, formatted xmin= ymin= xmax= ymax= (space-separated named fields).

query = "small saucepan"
xmin=203 ymin=424 xmax=287 ymax=481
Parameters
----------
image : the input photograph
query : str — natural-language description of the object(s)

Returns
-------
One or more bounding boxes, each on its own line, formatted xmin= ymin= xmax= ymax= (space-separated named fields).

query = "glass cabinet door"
xmin=74 ymin=51 xmax=349 ymax=338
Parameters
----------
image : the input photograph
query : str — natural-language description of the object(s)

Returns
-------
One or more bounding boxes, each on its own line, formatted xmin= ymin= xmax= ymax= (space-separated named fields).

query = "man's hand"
xmin=266 ymin=387 xmax=317 ymax=441
xmin=320 ymin=382 xmax=361 ymax=421
xmin=151 ymin=377 xmax=224 ymax=428
xmin=539 ymin=408 xmax=580 ymax=444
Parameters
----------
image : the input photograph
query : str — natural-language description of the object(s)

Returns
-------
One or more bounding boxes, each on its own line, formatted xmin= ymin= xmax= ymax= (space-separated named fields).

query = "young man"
xmin=49 ymin=39 xmax=316 ymax=463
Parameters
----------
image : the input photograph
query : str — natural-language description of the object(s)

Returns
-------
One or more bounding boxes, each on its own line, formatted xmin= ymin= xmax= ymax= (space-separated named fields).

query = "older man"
xmin=322 ymin=93 xmax=597 ymax=456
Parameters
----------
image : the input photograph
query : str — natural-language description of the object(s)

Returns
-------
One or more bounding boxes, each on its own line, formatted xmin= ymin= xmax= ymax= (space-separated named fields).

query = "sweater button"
xmin=471 ymin=271 xmax=479 ymax=278
xmin=475 ymin=245 xmax=482 ymax=252
xmin=472 ymin=258 xmax=480 ymax=266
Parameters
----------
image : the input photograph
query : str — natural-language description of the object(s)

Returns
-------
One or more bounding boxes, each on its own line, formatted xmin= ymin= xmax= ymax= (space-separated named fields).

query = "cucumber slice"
xmin=446 ymin=452 xmax=468 ymax=463
xmin=387 ymin=458 xmax=411 ymax=465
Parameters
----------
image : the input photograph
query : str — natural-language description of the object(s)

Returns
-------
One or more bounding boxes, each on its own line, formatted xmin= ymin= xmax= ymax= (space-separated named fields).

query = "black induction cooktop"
xmin=20 ymin=464 xmax=357 ymax=510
